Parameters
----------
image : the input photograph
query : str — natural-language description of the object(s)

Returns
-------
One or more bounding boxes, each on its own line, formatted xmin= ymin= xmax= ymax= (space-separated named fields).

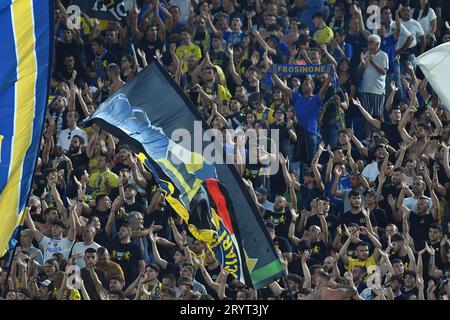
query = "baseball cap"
xmin=255 ymin=186 xmax=268 ymax=196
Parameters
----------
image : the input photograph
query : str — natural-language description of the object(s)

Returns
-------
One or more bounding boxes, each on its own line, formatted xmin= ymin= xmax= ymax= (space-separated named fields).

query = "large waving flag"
xmin=0 ymin=0 xmax=53 ymax=256
xmin=416 ymin=42 xmax=450 ymax=111
xmin=84 ymin=60 xmax=285 ymax=289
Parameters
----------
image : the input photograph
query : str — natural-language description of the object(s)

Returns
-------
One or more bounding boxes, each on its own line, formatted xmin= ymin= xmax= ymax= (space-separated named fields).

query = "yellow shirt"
xmin=345 ymin=255 xmax=377 ymax=279
xmin=313 ymin=26 xmax=334 ymax=45
xmin=255 ymin=107 xmax=275 ymax=124
xmin=88 ymin=169 xmax=119 ymax=198
xmin=175 ymin=44 xmax=202 ymax=72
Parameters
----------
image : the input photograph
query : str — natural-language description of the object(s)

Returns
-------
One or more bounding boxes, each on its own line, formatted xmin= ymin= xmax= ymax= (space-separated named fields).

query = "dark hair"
xmin=355 ymin=241 xmax=369 ymax=249
xmin=109 ymin=290 xmax=125 ymax=299
xmin=312 ymin=12 xmax=327 ymax=21
xmin=380 ymin=20 xmax=391 ymax=30
xmin=287 ymin=274 xmax=302 ymax=285
xmin=413 ymin=0 xmax=429 ymax=20
xmin=146 ymin=263 xmax=160 ymax=273
xmin=92 ymin=36 xmax=105 ymax=47
xmin=429 ymin=223 xmax=443 ymax=233
xmin=162 ymin=273 xmax=176 ymax=282
xmin=71 ymin=134 xmax=85 ymax=145
xmin=85 ymin=247 xmax=97 ymax=255
xmin=95 ymin=194 xmax=109 ymax=205
xmin=348 ymin=190 xmax=361 ymax=199
xmin=179 ymin=27 xmax=192 ymax=35
xmin=109 ymin=275 xmax=125 ymax=284
xmin=391 ymin=259 xmax=403 ymax=265
xmin=391 ymin=274 xmax=405 ymax=286
xmin=315 ymin=270 xmax=331 ymax=281
xmin=391 ymin=234 xmax=404 ymax=242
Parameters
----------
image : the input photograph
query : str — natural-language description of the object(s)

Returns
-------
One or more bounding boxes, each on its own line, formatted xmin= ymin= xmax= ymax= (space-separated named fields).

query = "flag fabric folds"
xmin=416 ymin=42 xmax=450 ymax=111
xmin=84 ymin=60 xmax=284 ymax=289
xmin=72 ymin=0 xmax=135 ymax=21
xmin=0 ymin=0 xmax=53 ymax=256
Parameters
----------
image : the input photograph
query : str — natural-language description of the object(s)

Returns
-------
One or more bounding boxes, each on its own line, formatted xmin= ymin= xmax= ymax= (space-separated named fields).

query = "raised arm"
xmin=149 ymin=232 xmax=168 ymax=270
xmin=25 ymin=208 xmax=43 ymax=242
xmin=351 ymin=97 xmax=381 ymax=129
xmin=271 ymin=73 xmax=293 ymax=99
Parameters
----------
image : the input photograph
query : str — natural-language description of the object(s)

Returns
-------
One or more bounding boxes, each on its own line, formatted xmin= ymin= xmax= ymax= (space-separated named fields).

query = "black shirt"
xmin=299 ymin=185 xmax=323 ymax=211
xmin=209 ymin=50 xmax=229 ymax=72
xmin=139 ymin=38 xmax=164 ymax=62
xmin=69 ymin=151 xmax=90 ymax=172
xmin=264 ymin=210 xmax=291 ymax=239
xmin=91 ymin=208 xmax=111 ymax=231
xmin=409 ymin=212 xmax=438 ymax=249
xmin=305 ymin=214 xmax=340 ymax=238
xmin=108 ymin=239 xmax=143 ymax=286
xmin=80 ymin=267 xmax=108 ymax=300
xmin=310 ymin=240 xmax=329 ymax=264
xmin=339 ymin=210 xmax=378 ymax=228
xmin=380 ymin=122 xmax=402 ymax=149
xmin=273 ymin=236 xmax=292 ymax=254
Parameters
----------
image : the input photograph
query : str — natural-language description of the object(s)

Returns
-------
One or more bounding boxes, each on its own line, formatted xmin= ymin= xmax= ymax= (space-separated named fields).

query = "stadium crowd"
xmin=1 ymin=0 xmax=450 ymax=300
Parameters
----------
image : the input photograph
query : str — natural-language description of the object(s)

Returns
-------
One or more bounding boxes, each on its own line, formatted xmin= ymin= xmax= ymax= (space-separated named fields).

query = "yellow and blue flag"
xmin=0 ymin=0 xmax=53 ymax=256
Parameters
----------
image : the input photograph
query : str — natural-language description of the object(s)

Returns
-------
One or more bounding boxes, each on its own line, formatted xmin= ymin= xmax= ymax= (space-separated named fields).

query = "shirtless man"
xmin=306 ymin=270 xmax=360 ymax=300
xmin=398 ymin=107 xmax=442 ymax=162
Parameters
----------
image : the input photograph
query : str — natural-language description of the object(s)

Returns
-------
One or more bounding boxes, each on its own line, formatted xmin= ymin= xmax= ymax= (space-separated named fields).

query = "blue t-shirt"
xmin=381 ymin=34 xmax=397 ymax=70
xmin=224 ymin=30 xmax=244 ymax=46
xmin=333 ymin=43 xmax=353 ymax=62
xmin=292 ymin=92 xmax=322 ymax=133
xmin=298 ymin=0 xmax=324 ymax=32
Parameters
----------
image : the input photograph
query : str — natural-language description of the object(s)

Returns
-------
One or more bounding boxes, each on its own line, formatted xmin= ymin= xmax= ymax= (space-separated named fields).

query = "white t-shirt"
xmin=362 ymin=161 xmax=380 ymax=182
xmin=360 ymin=50 xmax=389 ymax=95
xmin=70 ymin=241 xmax=101 ymax=269
xmin=412 ymin=8 xmax=437 ymax=36
xmin=390 ymin=20 xmax=412 ymax=50
xmin=403 ymin=196 xmax=431 ymax=213
xmin=400 ymin=19 xmax=425 ymax=49
xmin=56 ymin=127 xmax=88 ymax=152
xmin=40 ymin=236 xmax=74 ymax=262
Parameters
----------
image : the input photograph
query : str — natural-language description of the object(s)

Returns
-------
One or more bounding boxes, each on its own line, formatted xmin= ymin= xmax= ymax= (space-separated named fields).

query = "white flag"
xmin=416 ymin=42 xmax=450 ymax=111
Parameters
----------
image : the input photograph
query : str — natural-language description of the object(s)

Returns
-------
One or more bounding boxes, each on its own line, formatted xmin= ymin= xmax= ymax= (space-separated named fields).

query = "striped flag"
xmin=0 ymin=0 xmax=53 ymax=256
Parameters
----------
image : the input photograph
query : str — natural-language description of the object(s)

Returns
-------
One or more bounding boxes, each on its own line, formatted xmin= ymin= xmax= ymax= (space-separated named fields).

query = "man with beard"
xmin=193 ymin=17 xmax=210 ymax=55
xmin=144 ymin=189 xmax=171 ymax=240
xmin=209 ymin=33 xmax=228 ymax=72
xmin=56 ymin=111 xmax=88 ymax=153
xmin=68 ymin=135 xmax=89 ymax=172
xmin=233 ymin=86 xmax=249 ymax=111
xmin=398 ymin=107 xmax=442 ymax=161
xmin=109 ymin=223 xmax=145 ymax=287
xmin=339 ymin=191 xmax=379 ymax=234
xmin=387 ymin=233 xmax=416 ymax=272
xmin=361 ymin=144 xmax=390 ymax=183
xmin=34 ymin=208 xmax=60 ymax=238
xmin=264 ymin=195 xmax=291 ymax=239
xmin=226 ymin=99 xmax=246 ymax=130
xmin=71 ymin=226 xmax=101 ymax=268
xmin=87 ymin=195 xmax=112 ymax=231
xmin=352 ymin=100 xmax=403 ymax=149
xmin=403 ymin=178 xmax=431 ymax=213
xmin=196 ymin=66 xmax=230 ymax=105
xmin=25 ymin=207 xmax=76 ymax=262
xmin=399 ymin=187 xmax=440 ymax=250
